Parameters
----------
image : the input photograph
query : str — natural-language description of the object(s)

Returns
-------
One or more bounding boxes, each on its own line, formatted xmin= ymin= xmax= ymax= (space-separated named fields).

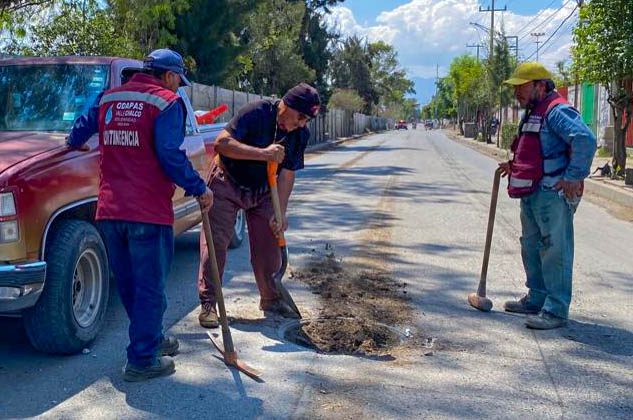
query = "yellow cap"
xmin=503 ymin=62 xmax=553 ymax=85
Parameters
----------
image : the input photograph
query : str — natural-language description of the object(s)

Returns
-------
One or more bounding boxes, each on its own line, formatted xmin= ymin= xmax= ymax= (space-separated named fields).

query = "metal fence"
xmin=184 ymin=83 xmax=392 ymax=146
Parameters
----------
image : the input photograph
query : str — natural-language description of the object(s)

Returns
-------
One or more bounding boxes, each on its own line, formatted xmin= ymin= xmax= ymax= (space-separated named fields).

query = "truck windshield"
xmin=0 ymin=64 xmax=108 ymax=132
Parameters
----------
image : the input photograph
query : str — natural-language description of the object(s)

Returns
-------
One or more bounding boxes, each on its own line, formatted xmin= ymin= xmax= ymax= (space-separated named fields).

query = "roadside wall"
xmin=184 ymin=83 xmax=392 ymax=146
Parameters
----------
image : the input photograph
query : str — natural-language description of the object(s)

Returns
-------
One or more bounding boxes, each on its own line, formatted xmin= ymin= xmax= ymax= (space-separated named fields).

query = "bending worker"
xmin=500 ymin=62 xmax=596 ymax=330
xmin=197 ymin=83 xmax=320 ymax=328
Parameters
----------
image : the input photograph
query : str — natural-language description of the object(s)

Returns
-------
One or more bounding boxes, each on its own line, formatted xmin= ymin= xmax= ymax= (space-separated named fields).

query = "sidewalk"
xmin=444 ymin=129 xmax=633 ymax=219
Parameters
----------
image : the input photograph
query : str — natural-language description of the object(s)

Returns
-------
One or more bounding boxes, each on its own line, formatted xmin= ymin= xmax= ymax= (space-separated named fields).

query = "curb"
xmin=305 ymin=131 xmax=380 ymax=153
xmin=444 ymin=130 xmax=633 ymax=212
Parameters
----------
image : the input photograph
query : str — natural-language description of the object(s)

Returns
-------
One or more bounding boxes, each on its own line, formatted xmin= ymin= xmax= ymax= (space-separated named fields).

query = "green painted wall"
xmin=581 ymin=83 xmax=597 ymax=135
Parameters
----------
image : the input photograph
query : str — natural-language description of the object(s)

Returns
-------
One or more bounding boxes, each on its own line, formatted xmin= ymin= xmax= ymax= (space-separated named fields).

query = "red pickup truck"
xmin=0 ymin=56 xmax=245 ymax=354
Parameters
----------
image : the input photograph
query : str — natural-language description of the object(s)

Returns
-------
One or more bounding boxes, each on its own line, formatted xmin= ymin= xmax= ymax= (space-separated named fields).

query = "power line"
xmin=525 ymin=5 xmax=578 ymax=61
xmin=519 ymin=0 xmax=572 ymax=41
xmin=514 ymin=0 xmax=559 ymax=37
xmin=537 ymin=19 xmax=576 ymax=58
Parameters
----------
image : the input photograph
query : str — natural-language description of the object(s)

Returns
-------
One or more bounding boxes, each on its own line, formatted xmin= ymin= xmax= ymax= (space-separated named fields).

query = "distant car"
xmin=395 ymin=120 xmax=408 ymax=130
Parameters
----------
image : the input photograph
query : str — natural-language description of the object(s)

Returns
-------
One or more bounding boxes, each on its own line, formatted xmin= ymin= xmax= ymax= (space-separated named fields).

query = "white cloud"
xmin=327 ymin=0 xmax=579 ymax=80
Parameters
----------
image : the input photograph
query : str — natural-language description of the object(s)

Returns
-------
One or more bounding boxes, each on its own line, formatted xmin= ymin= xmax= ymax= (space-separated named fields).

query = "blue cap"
xmin=143 ymin=48 xmax=191 ymax=87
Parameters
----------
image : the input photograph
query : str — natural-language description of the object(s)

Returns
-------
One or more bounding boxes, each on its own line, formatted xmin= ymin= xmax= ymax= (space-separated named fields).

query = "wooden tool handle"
xmin=201 ymin=207 xmax=234 ymax=353
xmin=478 ymin=167 xmax=503 ymax=296
xmin=267 ymin=161 xmax=287 ymax=247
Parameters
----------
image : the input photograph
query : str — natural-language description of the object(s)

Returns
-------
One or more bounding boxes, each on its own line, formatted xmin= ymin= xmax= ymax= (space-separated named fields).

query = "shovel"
xmin=267 ymin=161 xmax=302 ymax=318
xmin=200 ymin=206 xmax=262 ymax=380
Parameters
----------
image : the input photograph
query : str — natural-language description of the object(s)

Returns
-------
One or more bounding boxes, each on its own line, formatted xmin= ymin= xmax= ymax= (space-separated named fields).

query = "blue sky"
xmin=331 ymin=1 xmax=576 ymax=105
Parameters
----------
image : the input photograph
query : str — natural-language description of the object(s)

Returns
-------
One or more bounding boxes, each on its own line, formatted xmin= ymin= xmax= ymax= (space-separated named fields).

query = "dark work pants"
xmin=98 ymin=220 xmax=174 ymax=367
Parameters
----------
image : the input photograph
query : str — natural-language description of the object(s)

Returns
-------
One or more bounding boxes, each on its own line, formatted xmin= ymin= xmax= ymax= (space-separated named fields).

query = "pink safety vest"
xmin=508 ymin=92 xmax=569 ymax=198
xmin=96 ymin=73 xmax=183 ymax=225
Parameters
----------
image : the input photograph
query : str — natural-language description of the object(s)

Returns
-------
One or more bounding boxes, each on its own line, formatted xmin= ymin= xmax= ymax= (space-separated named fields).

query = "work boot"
xmin=260 ymin=299 xmax=300 ymax=319
xmin=504 ymin=295 xmax=541 ymax=315
xmin=525 ymin=311 xmax=567 ymax=330
xmin=123 ymin=356 xmax=175 ymax=382
xmin=198 ymin=303 xmax=219 ymax=328
xmin=159 ymin=336 xmax=179 ymax=356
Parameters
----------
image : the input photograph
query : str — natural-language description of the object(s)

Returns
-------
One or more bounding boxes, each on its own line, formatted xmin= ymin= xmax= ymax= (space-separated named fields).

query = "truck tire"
xmin=24 ymin=220 xmax=109 ymax=355
xmin=229 ymin=209 xmax=246 ymax=249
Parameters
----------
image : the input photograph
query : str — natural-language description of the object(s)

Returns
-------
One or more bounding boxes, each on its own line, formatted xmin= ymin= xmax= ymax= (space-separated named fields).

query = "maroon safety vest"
xmin=96 ymin=73 xmax=183 ymax=225
xmin=507 ymin=92 xmax=569 ymax=198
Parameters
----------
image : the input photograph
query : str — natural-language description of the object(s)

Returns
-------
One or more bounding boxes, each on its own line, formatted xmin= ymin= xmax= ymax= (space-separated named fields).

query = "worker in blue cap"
xmin=68 ymin=48 xmax=213 ymax=381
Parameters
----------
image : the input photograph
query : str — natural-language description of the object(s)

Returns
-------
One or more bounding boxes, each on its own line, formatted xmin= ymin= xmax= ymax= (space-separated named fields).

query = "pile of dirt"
xmin=289 ymin=255 xmax=411 ymax=355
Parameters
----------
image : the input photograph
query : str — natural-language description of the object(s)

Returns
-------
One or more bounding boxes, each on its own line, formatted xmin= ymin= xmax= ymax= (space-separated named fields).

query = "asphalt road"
xmin=1 ymin=129 xmax=631 ymax=419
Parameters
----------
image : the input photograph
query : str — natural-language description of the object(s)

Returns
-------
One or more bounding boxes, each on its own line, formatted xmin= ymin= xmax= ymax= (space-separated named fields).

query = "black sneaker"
xmin=526 ymin=311 xmax=567 ymax=330
xmin=159 ymin=336 xmax=179 ymax=356
xmin=123 ymin=356 xmax=175 ymax=382
xmin=504 ymin=295 xmax=541 ymax=314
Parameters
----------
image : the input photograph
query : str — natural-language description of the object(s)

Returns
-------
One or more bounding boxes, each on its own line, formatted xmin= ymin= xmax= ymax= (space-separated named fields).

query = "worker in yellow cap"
xmin=499 ymin=62 xmax=596 ymax=329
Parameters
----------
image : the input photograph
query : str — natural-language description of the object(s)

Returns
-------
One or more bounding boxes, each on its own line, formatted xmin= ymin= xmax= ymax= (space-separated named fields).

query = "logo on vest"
xmin=104 ymin=130 xmax=140 ymax=147
xmin=105 ymin=105 xmax=113 ymax=125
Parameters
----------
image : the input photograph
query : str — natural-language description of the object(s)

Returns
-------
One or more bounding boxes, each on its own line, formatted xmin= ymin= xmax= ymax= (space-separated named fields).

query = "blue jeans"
xmin=520 ymin=188 xmax=577 ymax=319
xmin=98 ymin=220 xmax=174 ymax=367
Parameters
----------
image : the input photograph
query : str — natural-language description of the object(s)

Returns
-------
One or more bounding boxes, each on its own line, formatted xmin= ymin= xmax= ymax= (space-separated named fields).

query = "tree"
xmin=229 ymin=0 xmax=315 ymax=96
xmin=328 ymin=88 xmax=364 ymax=112
xmin=108 ymin=0 xmax=191 ymax=55
xmin=173 ymin=0 xmax=256 ymax=85
xmin=1 ymin=1 xmax=53 ymax=53
xmin=330 ymin=36 xmax=377 ymax=113
xmin=368 ymin=41 xmax=415 ymax=112
xmin=296 ymin=5 xmax=339 ymax=103
xmin=18 ymin=0 xmax=136 ymax=57
xmin=447 ymin=54 xmax=487 ymax=124
xmin=573 ymin=0 xmax=633 ymax=175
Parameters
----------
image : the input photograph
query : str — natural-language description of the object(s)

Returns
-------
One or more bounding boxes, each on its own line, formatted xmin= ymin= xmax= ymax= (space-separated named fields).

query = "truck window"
xmin=0 ymin=64 xmax=108 ymax=132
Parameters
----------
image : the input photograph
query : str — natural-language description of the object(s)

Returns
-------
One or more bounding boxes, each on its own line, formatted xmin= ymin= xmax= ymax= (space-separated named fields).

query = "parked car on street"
xmin=0 ymin=56 xmax=245 ymax=354
xmin=395 ymin=120 xmax=408 ymax=130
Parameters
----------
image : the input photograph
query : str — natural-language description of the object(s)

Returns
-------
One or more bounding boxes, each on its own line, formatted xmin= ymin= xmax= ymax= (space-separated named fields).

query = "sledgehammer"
xmin=468 ymin=167 xmax=503 ymax=312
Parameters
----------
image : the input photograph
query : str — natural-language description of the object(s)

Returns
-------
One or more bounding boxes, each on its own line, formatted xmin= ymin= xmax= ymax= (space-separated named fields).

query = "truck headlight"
xmin=1 ymin=192 xmax=16 ymax=216
xmin=0 ymin=220 xmax=19 ymax=243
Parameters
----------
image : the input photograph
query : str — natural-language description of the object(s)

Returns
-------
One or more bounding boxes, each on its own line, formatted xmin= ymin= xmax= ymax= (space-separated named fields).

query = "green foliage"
xmin=501 ymin=122 xmax=518 ymax=150
xmin=573 ymin=0 xmax=633 ymax=174
xmin=17 ymin=0 xmax=137 ymax=57
xmin=108 ymin=0 xmax=191 ymax=54
xmin=328 ymin=88 xmax=364 ymax=112
xmin=296 ymin=3 xmax=340 ymax=102
xmin=229 ymin=0 xmax=315 ymax=96
xmin=330 ymin=35 xmax=377 ymax=114
xmin=368 ymin=41 xmax=415 ymax=109
xmin=174 ymin=0 xmax=256 ymax=85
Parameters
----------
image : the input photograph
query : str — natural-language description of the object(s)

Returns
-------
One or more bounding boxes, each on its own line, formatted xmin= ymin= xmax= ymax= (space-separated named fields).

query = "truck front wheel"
xmin=24 ymin=220 xmax=109 ymax=354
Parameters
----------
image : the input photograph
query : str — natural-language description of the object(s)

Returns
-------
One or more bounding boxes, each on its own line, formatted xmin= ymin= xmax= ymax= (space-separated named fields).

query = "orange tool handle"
xmin=267 ymin=161 xmax=286 ymax=247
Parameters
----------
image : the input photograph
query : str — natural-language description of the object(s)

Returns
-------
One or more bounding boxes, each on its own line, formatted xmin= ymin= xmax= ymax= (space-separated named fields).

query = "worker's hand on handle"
xmin=263 ymin=144 xmax=285 ymax=163
xmin=197 ymin=187 xmax=214 ymax=213
xmin=555 ymin=179 xmax=582 ymax=200
xmin=269 ymin=214 xmax=288 ymax=237
xmin=498 ymin=161 xmax=511 ymax=178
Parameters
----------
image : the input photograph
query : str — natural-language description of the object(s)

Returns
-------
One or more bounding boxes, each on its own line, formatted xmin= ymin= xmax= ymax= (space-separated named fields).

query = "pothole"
xmin=279 ymin=317 xmax=406 ymax=355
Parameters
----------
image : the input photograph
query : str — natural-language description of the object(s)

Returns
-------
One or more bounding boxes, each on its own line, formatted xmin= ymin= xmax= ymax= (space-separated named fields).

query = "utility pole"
xmin=479 ymin=0 xmax=507 ymax=63
xmin=466 ymin=44 xmax=483 ymax=62
xmin=505 ymin=36 xmax=519 ymax=62
xmin=434 ymin=64 xmax=439 ymax=123
xmin=531 ymin=32 xmax=545 ymax=61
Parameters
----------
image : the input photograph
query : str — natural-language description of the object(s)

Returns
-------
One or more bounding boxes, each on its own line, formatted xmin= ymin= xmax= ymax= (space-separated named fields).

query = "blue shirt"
xmin=68 ymin=91 xmax=206 ymax=197
xmin=540 ymin=103 xmax=597 ymax=188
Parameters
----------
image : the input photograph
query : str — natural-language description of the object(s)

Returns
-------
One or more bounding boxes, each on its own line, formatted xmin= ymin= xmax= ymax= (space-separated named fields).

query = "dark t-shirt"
xmin=221 ymin=99 xmax=309 ymax=189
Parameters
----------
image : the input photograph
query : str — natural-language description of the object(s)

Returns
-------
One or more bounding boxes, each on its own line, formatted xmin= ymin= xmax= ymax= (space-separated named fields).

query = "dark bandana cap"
xmin=282 ymin=83 xmax=321 ymax=118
